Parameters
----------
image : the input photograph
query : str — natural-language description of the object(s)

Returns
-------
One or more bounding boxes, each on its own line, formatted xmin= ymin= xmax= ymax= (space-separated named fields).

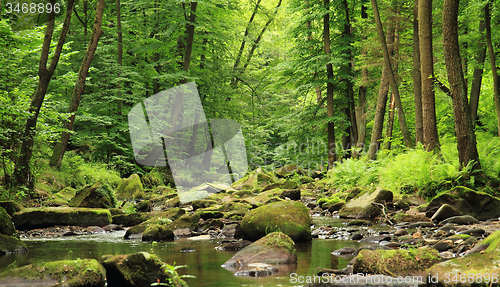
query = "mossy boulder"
xmin=274 ymin=164 xmax=303 ymax=178
xmin=0 ymin=207 xmax=16 ymax=236
xmin=241 ymin=200 xmax=311 ymax=242
xmin=101 ymin=252 xmax=188 ymax=287
xmin=69 ymin=183 xmax=115 ymax=209
xmin=353 ymin=247 xmax=441 ymax=277
xmin=0 ymin=201 xmax=20 ymax=216
xmin=12 ymin=207 xmax=112 ymax=230
xmin=191 ymin=199 xmax=217 ymax=210
xmin=222 ymin=232 xmax=296 ymax=267
xmin=430 ymin=204 xmax=463 ymax=222
xmin=142 ymin=224 xmax=174 ymax=242
xmin=0 ymin=259 xmax=105 ymax=286
xmin=112 ymin=212 xmax=151 ymax=227
xmin=339 ymin=187 xmax=393 ymax=218
xmin=232 ymin=168 xmax=276 ymax=191
xmin=426 ymin=186 xmax=500 ymax=220
xmin=115 ymin=174 xmax=145 ymax=200
xmin=170 ymin=213 xmax=200 ymax=230
xmin=0 ymin=234 xmax=28 ymax=255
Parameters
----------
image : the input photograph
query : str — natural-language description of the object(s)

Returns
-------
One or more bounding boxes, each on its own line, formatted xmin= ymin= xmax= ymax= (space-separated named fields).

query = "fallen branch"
xmin=372 ymin=202 xmax=393 ymax=225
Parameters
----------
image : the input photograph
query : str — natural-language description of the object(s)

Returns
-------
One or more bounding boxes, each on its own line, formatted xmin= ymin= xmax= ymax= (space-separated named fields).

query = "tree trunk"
xmin=485 ymin=1 xmax=500 ymax=137
xmin=341 ymin=0 xmax=356 ymax=158
xmin=419 ymin=0 xmax=440 ymax=151
xmin=371 ymin=0 xmax=413 ymax=149
xmin=469 ymin=12 xmax=486 ymax=125
xmin=413 ymin=0 xmax=423 ymax=144
xmin=384 ymin=94 xmax=395 ymax=150
xmin=355 ymin=3 xmax=368 ymax=157
xmin=324 ymin=0 xmax=337 ymax=168
xmin=181 ymin=1 xmax=197 ymax=79
xmin=49 ymin=0 xmax=105 ymax=168
xmin=443 ymin=0 xmax=481 ymax=170
xmin=14 ymin=0 xmax=75 ymax=190
xmin=116 ymin=0 xmax=123 ymax=116
xmin=367 ymin=23 xmax=395 ymax=160
xmin=232 ymin=0 xmax=261 ymax=73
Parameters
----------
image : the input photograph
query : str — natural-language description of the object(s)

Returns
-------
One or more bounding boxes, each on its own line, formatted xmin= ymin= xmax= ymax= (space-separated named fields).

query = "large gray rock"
xmin=339 ymin=187 xmax=393 ymax=218
xmin=12 ymin=207 xmax=112 ymax=230
xmin=426 ymin=186 xmax=500 ymax=220
xmin=0 ymin=259 xmax=105 ymax=287
xmin=241 ymin=200 xmax=311 ymax=242
xmin=101 ymin=252 xmax=188 ymax=287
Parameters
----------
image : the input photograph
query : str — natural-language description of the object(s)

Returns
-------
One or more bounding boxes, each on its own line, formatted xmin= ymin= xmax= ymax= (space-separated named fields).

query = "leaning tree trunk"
xmin=485 ymin=1 xmax=500 ymax=137
xmin=324 ymin=0 xmax=337 ymax=168
xmin=49 ymin=0 xmax=105 ymax=168
xmin=367 ymin=23 xmax=395 ymax=160
xmin=442 ymin=0 xmax=481 ymax=171
xmin=14 ymin=0 xmax=75 ymax=191
xmin=413 ymin=0 xmax=423 ymax=144
xmin=419 ymin=0 xmax=440 ymax=151
xmin=371 ymin=0 xmax=413 ymax=149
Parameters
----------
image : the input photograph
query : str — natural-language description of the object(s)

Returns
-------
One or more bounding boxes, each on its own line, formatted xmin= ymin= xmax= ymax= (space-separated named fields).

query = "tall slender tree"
xmin=419 ymin=0 xmax=440 ymax=151
xmin=49 ymin=0 xmax=105 ymax=168
xmin=442 ymin=0 xmax=481 ymax=170
xmin=14 ymin=0 xmax=75 ymax=191
xmin=324 ymin=0 xmax=337 ymax=168
xmin=413 ymin=0 xmax=423 ymax=144
xmin=485 ymin=1 xmax=500 ymax=137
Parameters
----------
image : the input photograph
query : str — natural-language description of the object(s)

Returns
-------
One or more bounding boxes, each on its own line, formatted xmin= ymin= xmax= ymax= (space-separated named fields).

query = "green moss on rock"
xmin=0 ymin=259 xmax=105 ymax=286
xmin=69 ymin=182 xmax=116 ymax=208
xmin=0 ymin=234 xmax=28 ymax=255
xmin=353 ymin=247 xmax=441 ymax=277
xmin=115 ymin=174 xmax=145 ymax=200
xmin=241 ymin=200 xmax=311 ymax=242
xmin=0 ymin=207 xmax=15 ymax=236
xmin=12 ymin=207 xmax=112 ymax=230
xmin=142 ymin=224 xmax=174 ymax=242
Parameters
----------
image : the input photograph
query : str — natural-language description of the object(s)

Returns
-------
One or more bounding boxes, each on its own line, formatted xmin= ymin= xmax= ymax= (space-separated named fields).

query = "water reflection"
xmin=0 ymin=229 xmax=370 ymax=286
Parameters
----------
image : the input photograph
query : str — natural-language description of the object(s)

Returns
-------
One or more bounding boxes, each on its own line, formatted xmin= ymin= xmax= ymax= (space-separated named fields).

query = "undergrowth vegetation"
xmin=321 ymin=132 xmax=500 ymax=198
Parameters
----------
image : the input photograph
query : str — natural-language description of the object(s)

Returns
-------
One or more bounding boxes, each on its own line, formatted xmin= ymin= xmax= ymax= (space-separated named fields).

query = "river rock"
xmin=331 ymin=247 xmax=356 ymax=256
xmin=142 ymin=224 xmax=174 ymax=241
xmin=69 ymin=183 xmax=115 ymax=209
xmin=339 ymin=187 xmax=393 ymax=219
xmin=280 ymin=189 xmax=301 ymax=200
xmin=234 ymin=263 xmax=278 ymax=277
xmin=191 ymin=199 xmax=217 ymax=210
xmin=0 ymin=207 xmax=16 ymax=236
xmin=115 ymin=174 xmax=144 ymax=200
xmin=112 ymin=212 xmax=151 ymax=227
xmin=12 ymin=207 xmax=112 ymax=230
xmin=353 ymin=247 xmax=441 ymax=277
xmin=222 ymin=232 xmax=296 ymax=268
xmin=427 ymin=230 xmax=500 ymax=286
xmin=241 ymin=200 xmax=311 ymax=242
xmin=274 ymin=164 xmax=303 ymax=178
xmin=430 ymin=204 xmax=462 ymax=222
xmin=442 ymin=215 xmax=479 ymax=225
xmin=101 ymin=252 xmax=188 ymax=287
xmin=0 ymin=259 xmax=105 ymax=287
xmin=232 ymin=168 xmax=276 ymax=191
xmin=0 ymin=234 xmax=28 ymax=255
xmin=426 ymin=186 xmax=500 ymax=220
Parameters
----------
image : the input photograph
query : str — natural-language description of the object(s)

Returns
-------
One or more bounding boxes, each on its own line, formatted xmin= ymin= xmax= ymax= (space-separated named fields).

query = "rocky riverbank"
xmin=2 ymin=164 xmax=500 ymax=286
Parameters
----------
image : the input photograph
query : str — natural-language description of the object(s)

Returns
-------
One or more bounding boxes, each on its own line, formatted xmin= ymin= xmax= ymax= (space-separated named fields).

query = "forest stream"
xmin=0 ymin=216 xmax=382 ymax=287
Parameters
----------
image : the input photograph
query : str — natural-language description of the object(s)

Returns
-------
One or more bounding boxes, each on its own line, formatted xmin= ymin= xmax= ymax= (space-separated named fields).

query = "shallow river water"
xmin=0 ymin=216 xmax=381 ymax=286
